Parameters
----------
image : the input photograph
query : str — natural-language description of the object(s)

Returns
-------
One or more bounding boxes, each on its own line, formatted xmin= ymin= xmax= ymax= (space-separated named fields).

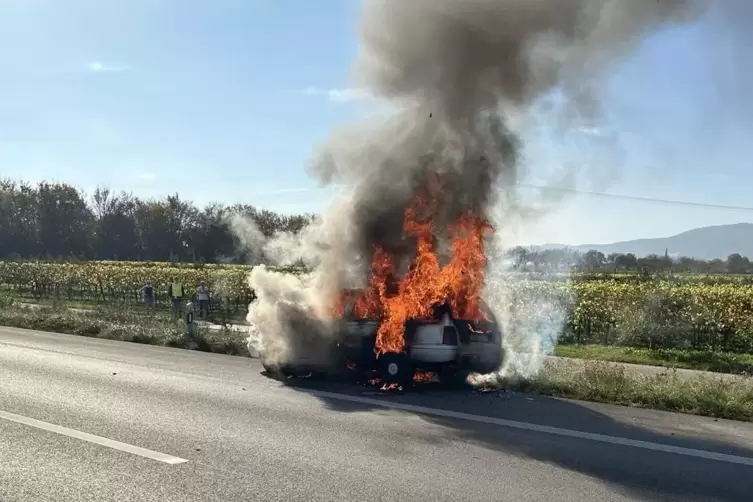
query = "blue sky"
xmin=1 ymin=0 xmax=750 ymax=246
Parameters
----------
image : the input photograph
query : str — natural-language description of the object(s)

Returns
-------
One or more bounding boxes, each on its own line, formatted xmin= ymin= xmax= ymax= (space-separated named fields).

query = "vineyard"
xmin=0 ymin=260 xmax=302 ymax=310
xmin=2 ymin=260 xmax=753 ymax=353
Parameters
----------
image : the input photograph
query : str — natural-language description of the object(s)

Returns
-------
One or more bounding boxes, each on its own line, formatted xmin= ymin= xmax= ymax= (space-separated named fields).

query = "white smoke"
xmin=237 ymin=201 xmax=366 ymax=367
xmin=477 ymin=260 xmax=573 ymax=383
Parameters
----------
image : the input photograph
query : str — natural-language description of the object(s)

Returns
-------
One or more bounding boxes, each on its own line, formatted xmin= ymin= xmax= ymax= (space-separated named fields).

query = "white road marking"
xmin=303 ymin=389 xmax=753 ymax=467
xmin=0 ymin=410 xmax=189 ymax=465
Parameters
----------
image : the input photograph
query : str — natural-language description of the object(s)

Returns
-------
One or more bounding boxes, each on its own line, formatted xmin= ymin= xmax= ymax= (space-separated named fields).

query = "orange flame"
xmin=333 ymin=174 xmax=494 ymax=358
xmin=412 ymin=370 xmax=437 ymax=383
xmin=380 ymin=383 xmax=401 ymax=392
xmin=353 ymin=246 xmax=393 ymax=318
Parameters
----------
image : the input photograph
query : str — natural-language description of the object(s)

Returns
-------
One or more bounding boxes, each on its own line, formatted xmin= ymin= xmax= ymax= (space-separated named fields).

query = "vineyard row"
xmin=2 ymin=261 xmax=753 ymax=353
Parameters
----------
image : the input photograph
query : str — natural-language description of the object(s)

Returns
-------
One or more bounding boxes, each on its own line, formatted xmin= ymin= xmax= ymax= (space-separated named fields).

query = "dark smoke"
xmin=246 ymin=0 xmax=707 ymax=370
xmin=309 ymin=0 xmax=703 ymax=276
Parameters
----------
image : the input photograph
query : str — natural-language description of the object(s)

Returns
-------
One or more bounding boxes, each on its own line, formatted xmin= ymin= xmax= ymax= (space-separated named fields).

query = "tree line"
xmin=0 ymin=179 xmax=313 ymax=263
xmin=2 ymin=178 xmax=750 ymax=273
xmin=505 ymin=247 xmax=753 ymax=275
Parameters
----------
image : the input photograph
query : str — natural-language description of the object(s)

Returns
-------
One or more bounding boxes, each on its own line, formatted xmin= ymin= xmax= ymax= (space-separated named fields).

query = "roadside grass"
xmin=0 ymin=303 xmax=249 ymax=356
xmin=483 ymin=360 xmax=753 ymax=422
xmin=6 ymin=293 xmax=250 ymax=325
xmin=555 ymin=344 xmax=753 ymax=376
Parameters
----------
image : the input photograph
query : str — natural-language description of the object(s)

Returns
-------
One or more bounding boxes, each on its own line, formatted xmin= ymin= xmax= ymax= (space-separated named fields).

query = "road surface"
xmin=1 ymin=326 xmax=753 ymax=502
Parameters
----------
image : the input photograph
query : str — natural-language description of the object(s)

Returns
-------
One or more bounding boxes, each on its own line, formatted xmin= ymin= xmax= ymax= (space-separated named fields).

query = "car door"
xmin=456 ymin=300 xmax=503 ymax=374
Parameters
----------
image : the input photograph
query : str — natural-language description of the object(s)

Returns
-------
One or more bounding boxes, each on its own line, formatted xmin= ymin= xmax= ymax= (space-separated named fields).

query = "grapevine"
xmin=1 ymin=261 xmax=752 ymax=352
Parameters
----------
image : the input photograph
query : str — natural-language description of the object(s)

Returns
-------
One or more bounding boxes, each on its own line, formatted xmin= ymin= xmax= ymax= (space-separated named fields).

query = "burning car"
xmin=260 ymin=293 xmax=503 ymax=386
xmin=337 ymin=293 xmax=502 ymax=385
xmin=259 ymin=176 xmax=504 ymax=386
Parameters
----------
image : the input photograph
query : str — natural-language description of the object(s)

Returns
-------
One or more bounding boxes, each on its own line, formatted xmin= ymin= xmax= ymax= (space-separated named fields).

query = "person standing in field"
xmin=169 ymin=278 xmax=185 ymax=321
xmin=196 ymin=282 xmax=210 ymax=319
xmin=139 ymin=282 xmax=155 ymax=310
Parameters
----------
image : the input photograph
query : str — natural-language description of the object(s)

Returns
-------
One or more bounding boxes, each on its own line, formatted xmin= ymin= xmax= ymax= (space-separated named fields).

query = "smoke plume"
xmin=245 ymin=0 xmax=706 ymax=374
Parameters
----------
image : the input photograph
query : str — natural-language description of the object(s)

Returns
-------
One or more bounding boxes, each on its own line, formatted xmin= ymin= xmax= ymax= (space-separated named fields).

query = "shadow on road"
xmin=262 ymin=371 xmax=753 ymax=502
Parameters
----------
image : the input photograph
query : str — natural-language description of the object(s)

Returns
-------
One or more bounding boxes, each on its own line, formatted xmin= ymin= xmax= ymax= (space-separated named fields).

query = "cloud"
xmin=300 ymin=87 xmax=372 ymax=102
xmin=574 ymin=126 xmax=606 ymax=136
xmin=137 ymin=172 xmax=157 ymax=182
xmin=87 ymin=61 xmax=129 ymax=73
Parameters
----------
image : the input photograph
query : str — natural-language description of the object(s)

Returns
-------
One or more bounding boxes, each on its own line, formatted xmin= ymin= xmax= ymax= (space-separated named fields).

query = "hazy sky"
xmin=1 ymin=0 xmax=751 ymax=245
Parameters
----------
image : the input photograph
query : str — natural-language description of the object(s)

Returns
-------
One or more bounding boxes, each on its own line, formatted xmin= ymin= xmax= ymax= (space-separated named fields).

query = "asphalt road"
xmin=2 ymin=327 xmax=753 ymax=502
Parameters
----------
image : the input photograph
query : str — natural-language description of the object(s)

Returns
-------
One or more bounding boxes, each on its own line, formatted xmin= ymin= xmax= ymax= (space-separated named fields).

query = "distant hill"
xmin=540 ymin=223 xmax=753 ymax=260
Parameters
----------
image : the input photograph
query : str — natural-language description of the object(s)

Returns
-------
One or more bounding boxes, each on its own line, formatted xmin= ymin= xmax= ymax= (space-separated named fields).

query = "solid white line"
xmin=302 ymin=389 xmax=753 ymax=467
xmin=0 ymin=410 xmax=189 ymax=465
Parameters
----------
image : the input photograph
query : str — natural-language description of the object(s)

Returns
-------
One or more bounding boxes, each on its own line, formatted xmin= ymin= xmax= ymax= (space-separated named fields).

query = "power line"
xmin=518 ymin=183 xmax=753 ymax=212
xmin=218 ymin=176 xmax=753 ymax=212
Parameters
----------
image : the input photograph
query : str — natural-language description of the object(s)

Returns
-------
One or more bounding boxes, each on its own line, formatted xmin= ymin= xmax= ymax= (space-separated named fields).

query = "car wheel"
xmin=439 ymin=367 xmax=470 ymax=388
xmin=379 ymin=352 xmax=413 ymax=386
xmin=439 ymin=366 xmax=457 ymax=384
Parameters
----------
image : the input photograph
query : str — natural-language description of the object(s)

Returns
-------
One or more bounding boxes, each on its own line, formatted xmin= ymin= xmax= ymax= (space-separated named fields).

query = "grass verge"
xmin=10 ymin=295 xmax=250 ymax=325
xmin=555 ymin=344 xmax=753 ymax=376
xmin=486 ymin=360 xmax=753 ymax=422
xmin=0 ymin=303 xmax=250 ymax=356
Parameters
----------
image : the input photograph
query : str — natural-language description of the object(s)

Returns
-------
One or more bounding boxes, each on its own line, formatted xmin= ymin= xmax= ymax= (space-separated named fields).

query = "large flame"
xmin=333 ymin=174 xmax=494 ymax=357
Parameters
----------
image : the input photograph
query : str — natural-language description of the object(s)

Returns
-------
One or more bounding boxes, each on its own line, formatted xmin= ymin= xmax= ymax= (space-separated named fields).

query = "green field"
xmin=554 ymin=345 xmax=753 ymax=375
